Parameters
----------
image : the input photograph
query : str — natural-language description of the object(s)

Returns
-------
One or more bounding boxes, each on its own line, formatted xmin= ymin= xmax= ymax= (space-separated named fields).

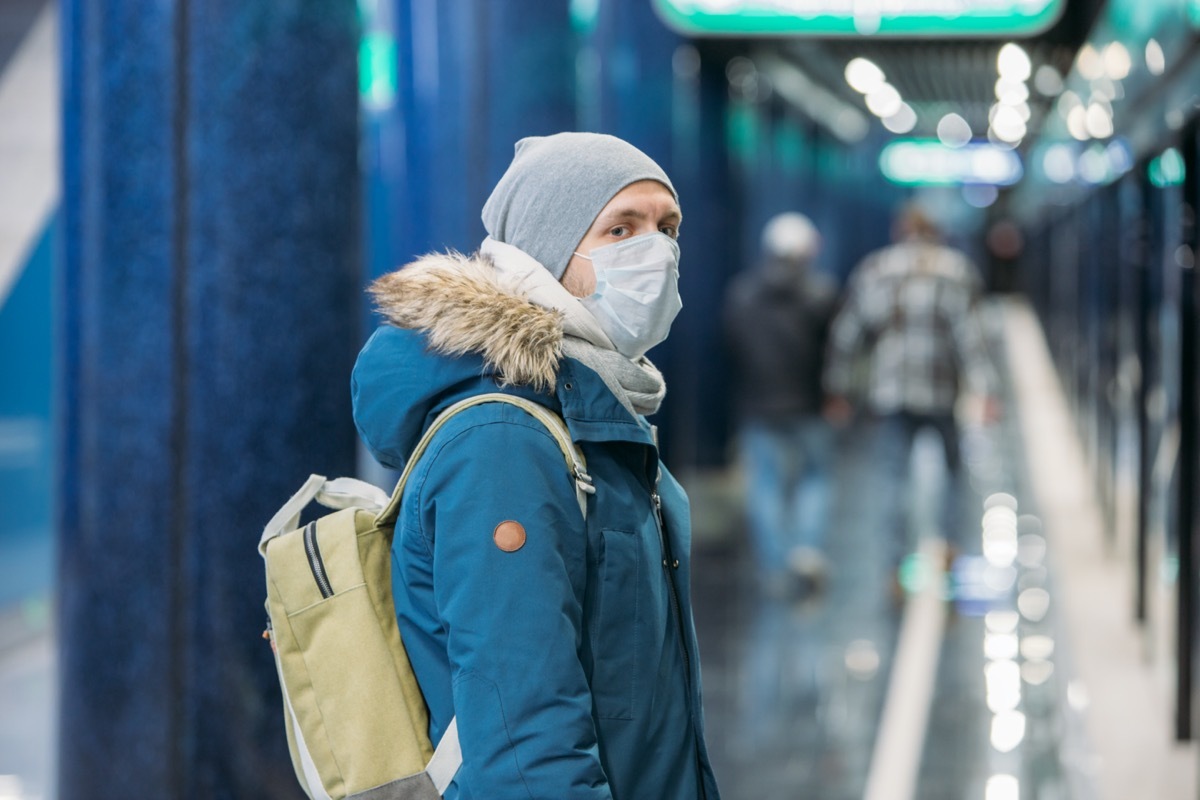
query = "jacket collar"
xmin=365 ymin=249 xmax=655 ymax=448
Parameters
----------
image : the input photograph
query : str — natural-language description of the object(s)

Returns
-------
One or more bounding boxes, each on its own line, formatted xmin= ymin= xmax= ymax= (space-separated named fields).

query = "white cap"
xmin=761 ymin=212 xmax=820 ymax=261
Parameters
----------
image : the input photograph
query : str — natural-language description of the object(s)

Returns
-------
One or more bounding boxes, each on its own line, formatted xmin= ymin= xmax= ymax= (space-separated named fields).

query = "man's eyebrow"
xmin=597 ymin=206 xmax=682 ymax=224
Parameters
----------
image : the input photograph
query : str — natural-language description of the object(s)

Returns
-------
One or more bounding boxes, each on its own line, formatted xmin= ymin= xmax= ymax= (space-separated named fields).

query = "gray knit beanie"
xmin=482 ymin=132 xmax=677 ymax=280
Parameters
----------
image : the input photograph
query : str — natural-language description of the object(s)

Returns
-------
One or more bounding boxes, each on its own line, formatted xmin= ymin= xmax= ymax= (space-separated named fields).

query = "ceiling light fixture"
xmin=1146 ymin=39 xmax=1166 ymax=76
xmin=1085 ymin=103 xmax=1114 ymax=139
xmin=1076 ymin=44 xmax=1104 ymax=81
xmin=995 ymin=78 xmax=1030 ymax=105
xmin=1033 ymin=65 xmax=1063 ymax=96
xmin=866 ymin=83 xmax=903 ymax=118
xmin=1066 ymin=105 xmax=1090 ymax=141
xmin=937 ymin=113 xmax=973 ymax=147
xmin=1103 ymin=42 xmax=1131 ymax=80
xmin=844 ymin=57 xmax=885 ymax=94
xmin=1042 ymin=144 xmax=1076 ymax=183
xmin=997 ymin=43 xmax=1032 ymax=81
xmin=990 ymin=105 xmax=1026 ymax=142
xmin=883 ymin=103 xmax=918 ymax=134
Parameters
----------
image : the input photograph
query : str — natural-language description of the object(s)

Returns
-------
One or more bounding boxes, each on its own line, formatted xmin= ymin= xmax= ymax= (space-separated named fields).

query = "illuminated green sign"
xmin=359 ymin=31 xmax=397 ymax=112
xmin=653 ymin=0 xmax=1065 ymax=37
xmin=1148 ymin=148 xmax=1185 ymax=188
xmin=880 ymin=140 xmax=1023 ymax=186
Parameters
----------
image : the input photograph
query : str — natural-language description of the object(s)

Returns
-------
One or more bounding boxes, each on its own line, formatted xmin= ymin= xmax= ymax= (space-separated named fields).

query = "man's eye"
xmin=609 ymin=225 xmax=629 ymax=237
xmin=660 ymin=226 xmax=679 ymax=239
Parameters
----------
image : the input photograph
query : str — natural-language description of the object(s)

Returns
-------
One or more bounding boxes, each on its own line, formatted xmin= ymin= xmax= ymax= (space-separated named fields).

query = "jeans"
xmin=871 ymin=411 xmax=968 ymax=567
xmin=739 ymin=417 xmax=834 ymax=579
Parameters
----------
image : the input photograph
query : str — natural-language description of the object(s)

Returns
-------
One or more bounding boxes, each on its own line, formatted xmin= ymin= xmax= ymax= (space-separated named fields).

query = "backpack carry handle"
xmin=258 ymin=475 xmax=390 ymax=557
xmin=374 ymin=393 xmax=592 ymax=529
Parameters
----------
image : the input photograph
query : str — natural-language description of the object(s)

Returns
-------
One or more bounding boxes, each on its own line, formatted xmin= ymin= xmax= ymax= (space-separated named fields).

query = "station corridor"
xmin=3 ymin=298 xmax=1195 ymax=798
xmin=4 ymin=0 xmax=1200 ymax=798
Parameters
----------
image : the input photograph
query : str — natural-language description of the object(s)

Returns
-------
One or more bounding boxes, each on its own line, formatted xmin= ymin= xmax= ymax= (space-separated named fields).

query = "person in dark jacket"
xmin=352 ymin=132 xmax=720 ymax=800
xmin=723 ymin=212 xmax=838 ymax=595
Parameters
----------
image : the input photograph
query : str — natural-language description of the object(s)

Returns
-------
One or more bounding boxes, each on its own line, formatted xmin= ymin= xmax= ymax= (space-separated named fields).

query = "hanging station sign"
xmin=652 ymin=0 xmax=1066 ymax=37
xmin=879 ymin=139 xmax=1024 ymax=186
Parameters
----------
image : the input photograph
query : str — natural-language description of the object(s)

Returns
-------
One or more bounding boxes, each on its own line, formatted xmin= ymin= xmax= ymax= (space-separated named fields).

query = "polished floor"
xmin=690 ymin=302 xmax=1082 ymax=800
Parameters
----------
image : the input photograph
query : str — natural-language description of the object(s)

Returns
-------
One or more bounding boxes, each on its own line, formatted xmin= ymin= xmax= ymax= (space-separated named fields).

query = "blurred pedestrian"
xmin=823 ymin=202 xmax=999 ymax=596
xmin=723 ymin=212 xmax=838 ymax=596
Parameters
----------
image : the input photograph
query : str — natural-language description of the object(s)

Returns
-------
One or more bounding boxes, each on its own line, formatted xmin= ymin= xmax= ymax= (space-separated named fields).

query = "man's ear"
xmin=560 ymin=256 xmax=595 ymax=298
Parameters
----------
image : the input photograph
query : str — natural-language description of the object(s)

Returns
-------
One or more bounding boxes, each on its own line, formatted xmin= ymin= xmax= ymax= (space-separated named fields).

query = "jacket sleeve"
xmin=947 ymin=258 xmax=999 ymax=397
xmin=414 ymin=411 xmax=611 ymax=800
xmin=823 ymin=267 xmax=871 ymax=397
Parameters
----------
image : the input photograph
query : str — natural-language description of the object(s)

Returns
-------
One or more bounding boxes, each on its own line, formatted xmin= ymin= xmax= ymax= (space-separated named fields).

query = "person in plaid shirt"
xmin=823 ymin=203 xmax=1000 ymax=594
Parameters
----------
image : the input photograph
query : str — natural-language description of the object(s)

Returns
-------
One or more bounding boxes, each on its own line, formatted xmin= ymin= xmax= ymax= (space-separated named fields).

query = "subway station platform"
xmin=3 ymin=298 xmax=1195 ymax=798
xmin=3 ymin=1 xmax=1200 ymax=798
xmin=685 ymin=299 xmax=1198 ymax=800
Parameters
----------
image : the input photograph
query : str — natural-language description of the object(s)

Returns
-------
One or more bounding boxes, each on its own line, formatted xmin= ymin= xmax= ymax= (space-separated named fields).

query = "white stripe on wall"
xmin=0 ymin=4 xmax=59 ymax=309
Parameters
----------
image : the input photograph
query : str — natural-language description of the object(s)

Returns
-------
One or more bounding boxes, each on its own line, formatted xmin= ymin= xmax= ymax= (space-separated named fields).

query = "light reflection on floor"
xmin=689 ymin=320 xmax=1080 ymax=800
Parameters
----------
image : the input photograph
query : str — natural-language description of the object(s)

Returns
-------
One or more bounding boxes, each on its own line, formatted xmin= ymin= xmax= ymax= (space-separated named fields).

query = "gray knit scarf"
xmin=481 ymin=237 xmax=666 ymax=417
xmin=561 ymin=337 xmax=666 ymax=417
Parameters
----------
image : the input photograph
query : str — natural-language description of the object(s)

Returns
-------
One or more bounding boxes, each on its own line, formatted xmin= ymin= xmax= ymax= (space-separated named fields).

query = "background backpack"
xmin=259 ymin=393 xmax=592 ymax=800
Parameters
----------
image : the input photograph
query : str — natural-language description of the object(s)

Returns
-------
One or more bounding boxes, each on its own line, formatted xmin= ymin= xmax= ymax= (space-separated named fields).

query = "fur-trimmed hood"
xmin=368 ymin=251 xmax=565 ymax=393
xmin=353 ymin=248 xmax=600 ymax=472
xmin=352 ymin=245 xmax=659 ymax=471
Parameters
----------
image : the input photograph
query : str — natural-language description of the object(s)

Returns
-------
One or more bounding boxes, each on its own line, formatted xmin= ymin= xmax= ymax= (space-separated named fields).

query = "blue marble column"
xmin=358 ymin=0 xmax=576 ymax=487
xmin=362 ymin=0 xmax=576 ymax=280
xmin=578 ymin=0 xmax=741 ymax=467
xmin=662 ymin=47 xmax=741 ymax=468
xmin=58 ymin=1 xmax=360 ymax=797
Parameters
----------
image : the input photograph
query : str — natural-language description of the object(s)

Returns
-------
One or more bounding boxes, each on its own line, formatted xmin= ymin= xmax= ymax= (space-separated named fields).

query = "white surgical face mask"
xmin=575 ymin=232 xmax=682 ymax=359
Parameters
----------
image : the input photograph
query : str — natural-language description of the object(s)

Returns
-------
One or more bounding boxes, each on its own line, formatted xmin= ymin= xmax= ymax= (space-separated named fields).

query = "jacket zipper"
xmin=303 ymin=521 xmax=334 ymax=598
xmin=652 ymin=490 xmax=707 ymax=799
xmin=652 ymin=492 xmax=692 ymax=688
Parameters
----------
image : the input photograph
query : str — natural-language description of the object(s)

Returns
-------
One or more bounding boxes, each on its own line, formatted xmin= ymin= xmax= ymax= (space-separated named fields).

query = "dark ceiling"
xmin=696 ymin=0 xmax=1108 ymax=145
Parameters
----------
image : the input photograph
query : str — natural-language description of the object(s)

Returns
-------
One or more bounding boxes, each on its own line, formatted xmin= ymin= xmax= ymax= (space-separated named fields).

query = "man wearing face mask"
xmin=351 ymin=132 xmax=721 ymax=800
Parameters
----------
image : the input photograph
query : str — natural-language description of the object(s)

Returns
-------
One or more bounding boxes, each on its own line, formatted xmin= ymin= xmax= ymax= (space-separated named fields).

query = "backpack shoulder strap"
xmin=374 ymin=393 xmax=593 ymax=528
xmin=389 ymin=394 xmax=588 ymax=794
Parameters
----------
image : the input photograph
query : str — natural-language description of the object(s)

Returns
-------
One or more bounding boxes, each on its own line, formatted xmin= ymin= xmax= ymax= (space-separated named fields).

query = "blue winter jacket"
xmin=351 ymin=251 xmax=720 ymax=800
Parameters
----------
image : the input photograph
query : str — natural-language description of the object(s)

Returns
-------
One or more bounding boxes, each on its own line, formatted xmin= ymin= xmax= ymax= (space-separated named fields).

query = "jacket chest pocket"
xmin=590 ymin=527 xmax=645 ymax=720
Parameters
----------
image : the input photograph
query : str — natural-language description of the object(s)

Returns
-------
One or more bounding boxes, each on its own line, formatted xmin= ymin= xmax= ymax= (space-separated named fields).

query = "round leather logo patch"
xmin=493 ymin=520 xmax=526 ymax=552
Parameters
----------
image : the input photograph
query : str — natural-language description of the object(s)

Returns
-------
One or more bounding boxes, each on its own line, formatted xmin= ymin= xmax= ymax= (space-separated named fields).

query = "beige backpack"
xmin=259 ymin=393 xmax=592 ymax=799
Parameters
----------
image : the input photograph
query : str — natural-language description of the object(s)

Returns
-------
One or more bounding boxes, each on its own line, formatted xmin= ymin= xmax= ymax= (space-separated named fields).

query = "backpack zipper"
xmin=303 ymin=521 xmax=334 ymax=598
